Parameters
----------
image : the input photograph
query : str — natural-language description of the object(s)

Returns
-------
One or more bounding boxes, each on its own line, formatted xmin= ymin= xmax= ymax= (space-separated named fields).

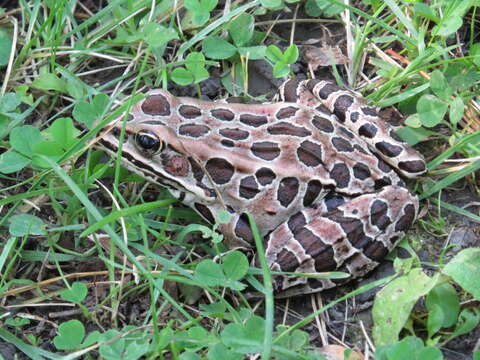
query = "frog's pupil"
xmin=136 ymin=133 xmax=161 ymax=152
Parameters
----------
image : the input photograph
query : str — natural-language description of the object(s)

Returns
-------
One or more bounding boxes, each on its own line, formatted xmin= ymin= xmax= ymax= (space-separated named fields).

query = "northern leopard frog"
xmin=99 ymin=79 xmax=426 ymax=295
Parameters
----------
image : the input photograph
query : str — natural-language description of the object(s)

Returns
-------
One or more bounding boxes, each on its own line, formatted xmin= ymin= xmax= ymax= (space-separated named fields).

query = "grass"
xmin=1 ymin=0 xmax=480 ymax=359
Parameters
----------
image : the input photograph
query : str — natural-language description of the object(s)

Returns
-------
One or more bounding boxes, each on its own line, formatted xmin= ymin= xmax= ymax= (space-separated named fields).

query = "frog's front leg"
xmin=264 ymin=185 xmax=418 ymax=295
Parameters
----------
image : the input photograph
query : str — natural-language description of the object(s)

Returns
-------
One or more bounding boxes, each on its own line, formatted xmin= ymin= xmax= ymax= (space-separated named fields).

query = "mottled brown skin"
xmin=99 ymin=79 xmax=426 ymax=296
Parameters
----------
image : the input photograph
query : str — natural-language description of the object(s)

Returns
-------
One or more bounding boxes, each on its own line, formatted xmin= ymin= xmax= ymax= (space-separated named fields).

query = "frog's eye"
xmin=134 ymin=130 xmax=163 ymax=155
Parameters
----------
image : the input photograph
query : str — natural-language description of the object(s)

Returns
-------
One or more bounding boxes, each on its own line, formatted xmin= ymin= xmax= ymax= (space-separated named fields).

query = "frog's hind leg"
xmin=265 ymin=185 xmax=418 ymax=296
xmin=278 ymin=78 xmax=427 ymax=179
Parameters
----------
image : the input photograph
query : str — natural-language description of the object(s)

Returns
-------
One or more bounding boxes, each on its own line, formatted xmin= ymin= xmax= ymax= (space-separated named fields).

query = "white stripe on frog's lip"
xmin=98 ymin=78 xmax=426 ymax=295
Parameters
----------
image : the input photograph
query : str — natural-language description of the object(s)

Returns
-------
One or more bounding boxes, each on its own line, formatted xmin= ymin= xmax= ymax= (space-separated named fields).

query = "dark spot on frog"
xmin=312 ymin=81 xmax=338 ymax=99
xmin=303 ymin=180 xmax=322 ymax=206
xmin=194 ymin=203 xmax=215 ymax=223
xmin=251 ymin=141 xmax=281 ymax=161
xmin=221 ymin=139 xmax=235 ymax=148
xmin=339 ymin=126 xmax=355 ymax=139
xmin=370 ymin=200 xmax=391 ymax=230
xmin=333 ymin=95 xmax=354 ymax=122
xmin=375 ymin=141 xmax=403 ymax=157
xmin=178 ymin=104 xmax=202 ymax=118
xmin=239 ymin=114 xmax=268 ymax=127
xmin=295 ymin=228 xmax=337 ymax=272
xmin=399 ymin=160 xmax=426 ymax=174
xmin=330 ymin=163 xmax=350 ymax=188
xmin=205 ymin=157 xmax=235 ymax=184
xmin=361 ymin=106 xmax=378 ymax=116
xmin=267 ymin=122 xmax=311 ymax=137
xmin=364 ymin=241 xmax=388 ymax=261
xmin=359 ymin=123 xmax=378 ymax=138
xmin=255 ymin=167 xmax=276 ymax=185
xmin=276 ymin=106 xmax=299 ymax=119
xmin=377 ymin=158 xmax=393 ymax=173
xmin=162 ymin=154 xmax=189 ymax=177
xmin=350 ymin=112 xmax=359 ymax=122
xmin=312 ymin=115 xmax=334 ymax=133
xmin=297 ymin=140 xmax=323 ymax=167
xmin=275 ymin=248 xmax=300 ymax=271
xmin=178 ymin=124 xmax=210 ymax=137
xmin=281 ymin=79 xmax=300 ymax=102
xmin=287 ymin=211 xmax=307 ymax=233
xmin=239 ymin=175 xmax=260 ymax=199
xmin=374 ymin=176 xmax=392 ymax=189
xmin=219 ymin=128 xmax=249 ymax=140
xmin=353 ymin=162 xmax=371 ymax=180
xmin=142 ymin=94 xmax=171 ymax=116
xmin=211 ymin=108 xmax=235 ymax=121
xmin=234 ymin=213 xmax=253 ymax=242
xmin=395 ymin=203 xmax=416 ymax=232
xmin=277 ymin=177 xmax=299 ymax=207
xmin=327 ymin=211 xmax=365 ymax=245
xmin=332 ymin=137 xmax=353 ymax=152
xmin=324 ymin=191 xmax=346 ymax=212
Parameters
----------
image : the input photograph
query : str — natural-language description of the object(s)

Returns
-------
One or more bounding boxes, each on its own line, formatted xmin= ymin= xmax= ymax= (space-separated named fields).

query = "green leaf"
xmin=194 ymin=259 xmax=226 ymax=286
xmin=46 ymin=117 xmax=80 ymax=150
xmin=449 ymin=308 xmax=480 ymax=340
xmin=430 ymin=70 xmax=452 ymax=100
xmin=216 ymin=210 xmax=231 ymax=224
xmin=73 ymin=94 xmax=110 ymax=128
xmin=435 ymin=17 xmax=463 ymax=37
xmin=426 ymin=283 xmax=460 ymax=329
xmin=184 ymin=52 xmax=209 ymax=83
xmin=272 ymin=62 xmax=290 ymax=78
xmin=53 ymin=320 xmax=85 ymax=350
xmin=375 ymin=336 xmax=443 ymax=360
xmin=0 ymin=92 xmax=21 ymax=113
xmin=228 ymin=14 xmax=254 ymax=47
xmin=0 ymin=29 xmax=12 ymax=66
xmin=221 ymin=315 xmax=265 ymax=353
xmin=426 ymin=303 xmax=444 ymax=340
xmin=9 ymin=214 xmax=46 ymax=236
xmin=304 ymin=0 xmax=322 ymax=16
xmin=417 ymin=94 xmax=448 ymax=128
xmin=223 ymin=251 xmax=249 ymax=281
xmin=265 ymin=45 xmax=284 ymax=62
xmin=283 ymin=44 xmax=299 ymax=64
xmin=99 ymin=330 xmax=125 ymax=360
xmin=208 ymin=343 xmax=243 ymax=360
xmin=470 ymin=43 xmax=480 ymax=67
xmin=260 ymin=0 xmax=282 ymax=9
xmin=442 ymin=248 xmax=480 ymax=300
xmin=5 ymin=317 xmax=30 ymax=327
xmin=31 ymin=140 xmax=64 ymax=168
xmin=171 ymin=68 xmax=194 ymax=86
xmin=449 ymin=97 xmax=464 ymax=126
xmin=60 ymin=282 xmax=88 ymax=304
xmin=199 ymin=302 xmax=227 ymax=318
xmin=372 ymin=269 xmax=439 ymax=346
xmin=237 ymin=46 xmax=267 ymax=60
xmin=31 ymin=73 xmax=67 ymax=93
xmin=395 ymin=126 xmax=432 ymax=146
xmin=143 ymin=23 xmax=178 ymax=47
xmin=180 ymin=351 xmax=201 ymax=360
xmin=0 ymin=151 xmax=30 ymax=173
xmin=413 ymin=3 xmax=439 ymax=22
xmin=10 ymin=125 xmax=43 ymax=156
xmin=203 ymin=36 xmax=237 ymax=59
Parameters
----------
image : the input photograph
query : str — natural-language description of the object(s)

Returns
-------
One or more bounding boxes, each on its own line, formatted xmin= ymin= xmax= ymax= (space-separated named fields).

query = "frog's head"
xmin=98 ymin=89 xmax=217 ymax=202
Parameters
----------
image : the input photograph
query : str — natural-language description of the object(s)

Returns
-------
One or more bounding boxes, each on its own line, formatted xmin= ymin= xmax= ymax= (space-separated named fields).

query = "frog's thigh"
xmin=265 ymin=185 xmax=418 ymax=292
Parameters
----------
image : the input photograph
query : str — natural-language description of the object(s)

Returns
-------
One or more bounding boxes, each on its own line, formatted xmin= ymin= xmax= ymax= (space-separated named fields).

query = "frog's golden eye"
xmin=134 ymin=130 xmax=163 ymax=155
